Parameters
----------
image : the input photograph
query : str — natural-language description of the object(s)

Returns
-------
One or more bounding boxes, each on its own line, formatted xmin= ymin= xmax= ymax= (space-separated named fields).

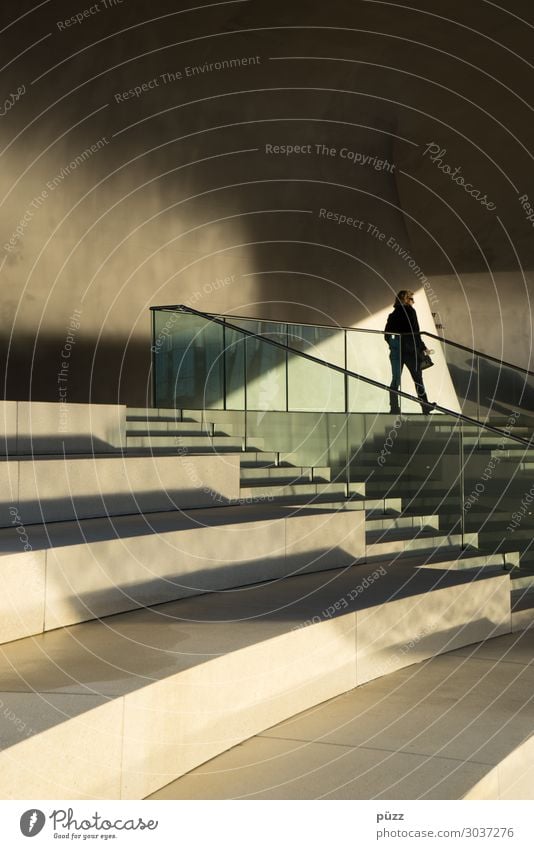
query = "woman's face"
xmin=402 ymin=292 xmax=414 ymax=306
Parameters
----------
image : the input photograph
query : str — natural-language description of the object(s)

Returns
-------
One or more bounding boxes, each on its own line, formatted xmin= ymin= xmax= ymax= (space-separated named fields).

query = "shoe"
xmin=422 ymin=401 xmax=436 ymax=415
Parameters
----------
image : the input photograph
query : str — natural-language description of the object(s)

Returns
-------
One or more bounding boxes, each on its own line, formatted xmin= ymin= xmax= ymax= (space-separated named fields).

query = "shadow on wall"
xmin=1 ymin=335 xmax=152 ymax=406
xmin=1 ymin=0 xmax=533 ymax=402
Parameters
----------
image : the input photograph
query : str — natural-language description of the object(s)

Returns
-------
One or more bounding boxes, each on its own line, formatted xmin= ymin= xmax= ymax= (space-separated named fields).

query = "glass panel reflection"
xmin=244 ymin=322 xmax=287 ymax=412
xmin=462 ymin=420 xmax=531 ymax=569
xmin=153 ymin=311 xmax=224 ymax=409
xmin=287 ymin=324 xmax=345 ymax=412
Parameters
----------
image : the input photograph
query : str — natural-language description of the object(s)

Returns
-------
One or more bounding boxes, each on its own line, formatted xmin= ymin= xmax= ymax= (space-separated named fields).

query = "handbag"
xmin=420 ymin=352 xmax=434 ymax=370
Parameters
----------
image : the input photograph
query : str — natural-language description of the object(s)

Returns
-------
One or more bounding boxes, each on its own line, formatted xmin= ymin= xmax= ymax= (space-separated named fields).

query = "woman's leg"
xmin=389 ymin=348 xmax=402 ymax=412
xmin=404 ymin=355 xmax=432 ymax=413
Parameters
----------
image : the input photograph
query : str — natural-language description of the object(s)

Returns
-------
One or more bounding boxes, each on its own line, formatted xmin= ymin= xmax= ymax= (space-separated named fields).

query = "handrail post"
xmin=476 ymin=355 xmax=484 ymax=419
xmin=399 ymin=335 xmax=402 ymax=415
xmin=459 ymin=423 xmax=466 ymax=548
xmin=344 ymin=328 xmax=348 ymax=414
xmin=243 ymin=334 xmax=248 ymax=451
xmin=222 ymin=320 xmax=227 ymax=412
xmin=285 ymin=323 xmax=289 ymax=413
xmin=343 ymin=328 xmax=352 ymax=500
xmin=151 ymin=309 xmax=156 ymax=409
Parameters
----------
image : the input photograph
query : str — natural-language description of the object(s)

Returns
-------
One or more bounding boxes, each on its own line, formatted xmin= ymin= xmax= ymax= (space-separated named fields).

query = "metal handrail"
xmin=150 ymin=305 xmax=534 ymax=378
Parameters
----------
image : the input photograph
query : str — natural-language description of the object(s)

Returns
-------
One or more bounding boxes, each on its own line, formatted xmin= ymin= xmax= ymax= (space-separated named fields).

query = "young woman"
xmin=384 ymin=290 xmax=434 ymax=414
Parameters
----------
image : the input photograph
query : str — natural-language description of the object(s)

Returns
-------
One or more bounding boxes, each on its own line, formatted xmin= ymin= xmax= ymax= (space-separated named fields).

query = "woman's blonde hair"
xmin=394 ymin=290 xmax=414 ymax=307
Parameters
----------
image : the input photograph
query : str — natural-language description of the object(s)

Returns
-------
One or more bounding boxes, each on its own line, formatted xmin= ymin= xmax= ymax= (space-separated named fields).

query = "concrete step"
xmin=363 ymin=439 xmax=529 ymax=458
xmin=511 ymin=548 xmax=534 ymax=569
xmin=238 ymin=481 xmax=353 ymax=501
xmin=126 ymin=421 xmax=234 ymax=436
xmin=462 ymin=435 xmax=529 ymax=447
xmin=366 ymin=529 xmax=478 ymax=560
xmin=366 ymin=440 xmax=461 ymax=454
xmin=127 ymin=419 xmax=197 ymax=432
xmin=127 ymin=407 xmax=198 ymax=420
xmin=240 ymin=466 xmax=330 ymax=482
xmin=511 ymin=587 xmax=534 ymax=609
xmin=0 ymin=503 xmax=366 ymax=644
xmin=430 ymin=424 xmax=531 ymax=436
xmin=277 ymin=452 xmax=345 ymax=468
xmin=0 ymin=561 xmax=511 ymax=799
xmin=360 ymin=449 xmax=531 ymax=468
xmin=125 ymin=434 xmax=250 ymax=450
xmin=511 ymin=588 xmax=534 ymax=631
xmin=370 ymin=546 xmax=519 ymax=572
xmin=1 ymin=401 xmax=125 ymax=456
xmin=126 ymin=427 xmax=223 ymax=437
xmin=454 ymin=514 xmax=534 ymax=534
xmin=365 ymin=484 xmax=458 ymax=501
xmin=356 ymin=452 xmax=462 ymax=465
xmin=364 ymin=511 xmax=440 ymax=532
xmin=241 ymin=474 xmax=312 ymax=488
xmin=361 ymin=475 xmax=452 ymax=488
xmin=510 ymin=571 xmax=534 ymax=591
xmin=463 ymin=453 xmax=533 ymax=468
xmin=306 ymin=497 xmax=403 ymax=513
xmin=439 ymin=510 xmax=517 ymax=526
xmin=399 ymin=496 xmax=461 ymax=513
xmin=181 ymin=409 xmax=244 ymax=427
xmin=0 ymin=453 xmax=241 ymax=529
xmin=477 ymin=528 xmax=534 ymax=546
xmin=351 ymin=463 xmax=441 ymax=476
xmin=127 ymin=414 xmax=188 ymax=423
xmin=243 ymin=493 xmax=350 ymax=507
xmin=241 ymin=452 xmax=280 ymax=465
xmin=372 ymin=433 xmax=529 ymax=449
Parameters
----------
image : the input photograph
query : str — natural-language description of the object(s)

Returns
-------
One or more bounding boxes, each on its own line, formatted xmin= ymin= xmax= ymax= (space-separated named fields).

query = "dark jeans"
xmin=389 ymin=345 xmax=430 ymax=413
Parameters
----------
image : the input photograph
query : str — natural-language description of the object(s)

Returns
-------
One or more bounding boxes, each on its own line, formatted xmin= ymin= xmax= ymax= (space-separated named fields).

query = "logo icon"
xmin=20 ymin=810 xmax=46 ymax=837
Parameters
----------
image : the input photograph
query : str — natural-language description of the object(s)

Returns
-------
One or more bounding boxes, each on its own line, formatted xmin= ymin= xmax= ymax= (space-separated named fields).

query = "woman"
xmin=384 ymin=290 xmax=434 ymax=414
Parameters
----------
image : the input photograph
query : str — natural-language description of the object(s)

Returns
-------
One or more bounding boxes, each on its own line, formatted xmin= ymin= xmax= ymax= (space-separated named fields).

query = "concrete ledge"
xmin=153 ymin=631 xmax=534 ymax=801
xmin=0 ymin=695 xmax=123 ymax=799
xmin=1 ymin=453 xmax=241 ymax=528
xmin=511 ymin=608 xmax=534 ymax=632
xmin=0 ymin=551 xmax=46 ymax=644
xmin=0 ymin=564 xmax=511 ymax=799
xmin=121 ymin=615 xmax=357 ymax=799
xmin=1 ymin=402 xmax=126 ymax=455
xmin=356 ymin=573 xmax=511 ymax=685
xmin=0 ymin=403 xmax=17 ymax=455
xmin=465 ymin=734 xmax=534 ymax=799
xmin=0 ymin=506 xmax=365 ymax=642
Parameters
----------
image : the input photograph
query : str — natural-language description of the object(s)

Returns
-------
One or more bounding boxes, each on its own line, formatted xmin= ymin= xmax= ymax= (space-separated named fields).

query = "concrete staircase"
xmin=0 ymin=402 xmax=526 ymax=799
xmin=356 ymin=417 xmax=534 ymax=624
xmin=122 ymin=408 xmax=532 ymax=623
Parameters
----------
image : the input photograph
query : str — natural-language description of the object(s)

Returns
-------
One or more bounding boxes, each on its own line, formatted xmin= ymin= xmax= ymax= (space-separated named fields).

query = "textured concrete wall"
xmin=1 ymin=0 xmax=533 ymax=403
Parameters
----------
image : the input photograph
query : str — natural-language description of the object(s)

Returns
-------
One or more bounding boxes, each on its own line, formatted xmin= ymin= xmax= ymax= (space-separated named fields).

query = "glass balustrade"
xmin=152 ymin=307 xmax=534 ymax=427
xmin=421 ymin=332 xmax=534 ymax=429
xmin=152 ymin=309 xmax=224 ymax=410
xmin=153 ymin=309 xmax=420 ymax=414
xmin=348 ymin=408 xmax=463 ymax=533
xmin=460 ymin=420 xmax=534 ymax=569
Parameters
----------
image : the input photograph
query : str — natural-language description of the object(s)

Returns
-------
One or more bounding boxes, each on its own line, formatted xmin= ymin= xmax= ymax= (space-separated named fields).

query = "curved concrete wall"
xmin=1 ymin=1 xmax=532 ymax=403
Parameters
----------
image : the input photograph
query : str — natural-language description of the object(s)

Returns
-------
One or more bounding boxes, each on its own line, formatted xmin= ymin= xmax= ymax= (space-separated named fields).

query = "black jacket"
xmin=384 ymin=304 xmax=425 ymax=354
